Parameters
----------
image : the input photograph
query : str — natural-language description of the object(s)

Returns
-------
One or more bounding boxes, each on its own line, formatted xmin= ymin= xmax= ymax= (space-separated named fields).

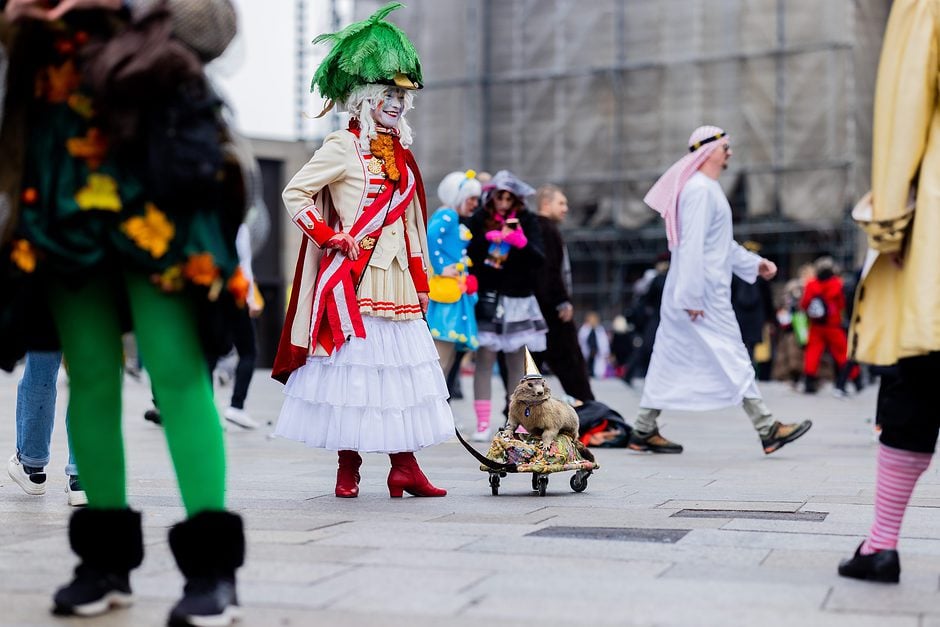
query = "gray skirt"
xmin=476 ymin=294 xmax=547 ymax=352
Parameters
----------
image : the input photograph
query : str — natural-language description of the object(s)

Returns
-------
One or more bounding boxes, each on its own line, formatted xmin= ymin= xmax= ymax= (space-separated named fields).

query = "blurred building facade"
xmin=339 ymin=0 xmax=892 ymax=318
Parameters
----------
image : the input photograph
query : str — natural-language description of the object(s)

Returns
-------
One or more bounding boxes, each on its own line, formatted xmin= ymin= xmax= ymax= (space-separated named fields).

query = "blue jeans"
xmin=16 ymin=351 xmax=77 ymax=477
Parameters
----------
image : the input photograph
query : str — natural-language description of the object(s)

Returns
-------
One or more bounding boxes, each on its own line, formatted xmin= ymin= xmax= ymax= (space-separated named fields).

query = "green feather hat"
xmin=311 ymin=2 xmax=423 ymax=114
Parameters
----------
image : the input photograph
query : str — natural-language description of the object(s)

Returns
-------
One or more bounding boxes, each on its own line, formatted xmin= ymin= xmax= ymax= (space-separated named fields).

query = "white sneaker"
xmin=66 ymin=477 xmax=88 ymax=507
xmin=7 ymin=453 xmax=47 ymax=496
xmin=470 ymin=428 xmax=491 ymax=443
xmin=223 ymin=407 xmax=260 ymax=430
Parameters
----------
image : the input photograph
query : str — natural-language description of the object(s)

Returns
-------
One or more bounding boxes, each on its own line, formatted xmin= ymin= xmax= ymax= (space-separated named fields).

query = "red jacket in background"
xmin=800 ymin=275 xmax=845 ymax=327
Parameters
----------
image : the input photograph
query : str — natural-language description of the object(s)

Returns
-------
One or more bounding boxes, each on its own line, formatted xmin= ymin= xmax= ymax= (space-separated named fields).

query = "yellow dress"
xmin=851 ymin=0 xmax=940 ymax=365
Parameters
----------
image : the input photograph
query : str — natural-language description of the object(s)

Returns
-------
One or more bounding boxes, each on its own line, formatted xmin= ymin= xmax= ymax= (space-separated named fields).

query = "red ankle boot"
xmin=335 ymin=450 xmax=362 ymax=498
xmin=387 ymin=452 xmax=446 ymax=498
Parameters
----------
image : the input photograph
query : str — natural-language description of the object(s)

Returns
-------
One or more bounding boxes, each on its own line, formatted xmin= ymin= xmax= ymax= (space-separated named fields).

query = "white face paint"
xmin=370 ymin=87 xmax=406 ymax=129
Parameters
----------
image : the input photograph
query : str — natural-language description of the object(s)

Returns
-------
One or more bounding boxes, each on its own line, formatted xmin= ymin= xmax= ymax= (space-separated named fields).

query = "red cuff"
xmin=409 ymin=256 xmax=430 ymax=293
xmin=293 ymin=206 xmax=336 ymax=248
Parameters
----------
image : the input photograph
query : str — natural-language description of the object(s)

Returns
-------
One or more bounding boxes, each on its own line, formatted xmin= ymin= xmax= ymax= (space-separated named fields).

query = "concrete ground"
xmin=1 ymin=365 xmax=939 ymax=627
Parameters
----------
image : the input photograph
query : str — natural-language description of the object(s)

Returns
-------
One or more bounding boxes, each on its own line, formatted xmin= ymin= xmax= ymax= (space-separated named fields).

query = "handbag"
xmin=475 ymin=290 xmax=500 ymax=321
xmin=428 ymin=275 xmax=461 ymax=304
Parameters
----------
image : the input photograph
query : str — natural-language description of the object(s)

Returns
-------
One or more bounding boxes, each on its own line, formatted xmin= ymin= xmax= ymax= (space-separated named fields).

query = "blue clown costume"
xmin=426 ymin=171 xmax=481 ymax=351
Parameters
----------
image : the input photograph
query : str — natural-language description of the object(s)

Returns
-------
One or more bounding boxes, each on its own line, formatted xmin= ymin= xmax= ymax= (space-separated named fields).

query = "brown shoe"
xmin=628 ymin=429 xmax=683 ymax=454
xmin=761 ymin=420 xmax=812 ymax=454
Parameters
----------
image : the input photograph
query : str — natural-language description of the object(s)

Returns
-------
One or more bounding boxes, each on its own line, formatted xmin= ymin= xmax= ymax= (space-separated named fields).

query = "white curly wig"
xmin=343 ymin=84 xmax=415 ymax=150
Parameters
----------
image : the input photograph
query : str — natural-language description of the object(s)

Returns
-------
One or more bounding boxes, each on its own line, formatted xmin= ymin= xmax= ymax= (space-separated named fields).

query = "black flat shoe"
xmin=838 ymin=542 xmax=900 ymax=583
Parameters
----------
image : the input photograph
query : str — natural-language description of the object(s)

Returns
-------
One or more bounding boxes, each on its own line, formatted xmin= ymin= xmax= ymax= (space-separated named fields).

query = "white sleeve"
xmin=673 ymin=186 xmax=709 ymax=311
xmin=235 ymin=224 xmax=254 ymax=284
xmin=729 ymin=241 xmax=761 ymax=284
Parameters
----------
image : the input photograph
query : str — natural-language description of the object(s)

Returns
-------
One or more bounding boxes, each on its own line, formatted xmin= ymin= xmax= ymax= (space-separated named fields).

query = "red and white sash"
xmin=307 ymin=165 xmax=417 ymax=354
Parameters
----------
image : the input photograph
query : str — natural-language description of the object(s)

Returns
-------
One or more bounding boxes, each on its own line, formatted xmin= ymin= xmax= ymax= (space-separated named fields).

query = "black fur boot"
xmin=52 ymin=508 xmax=144 ymax=617
xmin=167 ymin=511 xmax=245 ymax=627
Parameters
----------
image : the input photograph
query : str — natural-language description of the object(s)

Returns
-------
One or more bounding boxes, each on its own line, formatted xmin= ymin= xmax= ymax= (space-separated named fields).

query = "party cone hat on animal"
xmin=522 ymin=347 xmax=543 ymax=380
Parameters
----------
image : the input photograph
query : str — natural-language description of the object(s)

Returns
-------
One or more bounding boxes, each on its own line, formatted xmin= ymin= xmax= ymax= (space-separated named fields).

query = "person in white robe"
xmin=629 ymin=125 xmax=812 ymax=454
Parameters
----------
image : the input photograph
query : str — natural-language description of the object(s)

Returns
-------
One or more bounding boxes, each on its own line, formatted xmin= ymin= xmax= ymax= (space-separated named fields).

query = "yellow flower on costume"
xmin=448 ymin=330 xmax=459 ymax=339
xmin=431 ymin=328 xmax=441 ymax=337
xmin=121 ymin=203 xmax=175 ymax=258
xmin=458 ymin=334 xmax=468 ymax=343
xmin=183 ymin=253 xmax=220 ymax=287
xmin=153 ymin=265 xmax=185 ymax=293
xmin=67 ymin=93 xmax=95 ymax=119
xmin=10 ymin=240 xmax=36 ymax=273
xmin=75 ymin=173 xmax=122 ymax=212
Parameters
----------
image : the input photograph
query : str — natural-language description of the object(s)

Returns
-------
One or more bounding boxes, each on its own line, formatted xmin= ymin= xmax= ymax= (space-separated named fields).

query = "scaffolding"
xmin=346 ymin=0 xmax=891 ymax=317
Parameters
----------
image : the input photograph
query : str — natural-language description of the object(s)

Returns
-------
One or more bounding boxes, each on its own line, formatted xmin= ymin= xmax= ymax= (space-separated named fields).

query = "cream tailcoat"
xmin=281 ymin=129 xmax=430 ymax=356
xmin=851 ymin=0 xmax=940 ymax=365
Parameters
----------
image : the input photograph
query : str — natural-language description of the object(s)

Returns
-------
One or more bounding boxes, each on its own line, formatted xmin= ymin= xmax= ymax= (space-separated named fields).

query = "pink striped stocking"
xmin=862 ymin=444 xmax=932 ymax=554
xmin=473 ymin=400 xmax=491 ymax=434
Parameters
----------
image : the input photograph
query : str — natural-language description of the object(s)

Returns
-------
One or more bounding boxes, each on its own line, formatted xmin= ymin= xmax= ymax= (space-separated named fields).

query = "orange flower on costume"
xmin=226 ymin=267 xmax=250 ymax=306
xmin=10 ymin=240 xmax=37 ymax=273
xmin=369 ymin=134 xmax=400 ymax=182
xmin=40 ymin=60 xmax=81 ymax=103
xmin=183 ymin=253 xmax=220 ymax=287
xmin=67 ymin=128 xmax=108 ymax=170
xmin=121 ymin=203 xmax=175 ymax=259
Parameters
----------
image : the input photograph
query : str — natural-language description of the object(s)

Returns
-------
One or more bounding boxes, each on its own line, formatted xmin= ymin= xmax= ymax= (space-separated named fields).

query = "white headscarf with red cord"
xmin=644 ymin=125 xmax=728 ymax=250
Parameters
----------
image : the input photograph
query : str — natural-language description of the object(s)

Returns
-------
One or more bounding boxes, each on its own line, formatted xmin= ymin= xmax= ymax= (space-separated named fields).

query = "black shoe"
xmin=168 ymin=511 xmax=245 ymax=627
xmin=804 ymin=375 xmax=818 ymax=394
xmin=52 ymin=508 xmax=144 ymax=617
xmin=144 ymin=408 xmax=163 ymax=426
xmin=838 ymin=542 xmax=900 ymax=583
xmin=168 ymin=578 xmax=241 ymax=627
xmin=761 ymin=420 xmax=812 ymax=454
xmin=53 ymin=564 xmax=133 ymax=616
xmin=628 ymin=429 xmax=684 ymax=454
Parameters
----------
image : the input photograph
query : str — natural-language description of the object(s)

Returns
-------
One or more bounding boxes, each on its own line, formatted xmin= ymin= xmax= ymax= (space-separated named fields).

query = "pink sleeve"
xmin=502 ymin=228 xmax=528 ymax=248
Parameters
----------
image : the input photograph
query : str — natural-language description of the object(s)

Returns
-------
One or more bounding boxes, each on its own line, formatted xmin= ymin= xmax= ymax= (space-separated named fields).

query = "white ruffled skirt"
xmin=275 ymin=316 xmax=455 ymax=453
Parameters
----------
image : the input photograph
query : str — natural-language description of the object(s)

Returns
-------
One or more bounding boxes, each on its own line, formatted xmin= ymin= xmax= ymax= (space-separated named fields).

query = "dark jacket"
xmin=533 ymin=214 xmax=570 ymax=319
xmin=467 ymin=207 xmax=544 ymax=297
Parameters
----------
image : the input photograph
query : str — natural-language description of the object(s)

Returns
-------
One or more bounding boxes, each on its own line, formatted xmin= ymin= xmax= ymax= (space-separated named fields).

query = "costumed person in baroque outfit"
xmin=427 ymin=170 xmax=481 ymax=377
xmin=273 ymin=3 xmax=451 ymax=499
xmin=466 ymin=170 xmax=547 ymax=441
xmin=0 ymin=0 xmax=246 ymax=624
xmin=630 ymin=126 xmax=812 ymax=455
xmin=838 ymin=0 xmax=940 ymax=584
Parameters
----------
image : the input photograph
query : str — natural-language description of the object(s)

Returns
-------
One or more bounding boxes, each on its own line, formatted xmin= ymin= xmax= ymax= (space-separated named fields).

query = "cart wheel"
xmin=537 ymin=475 xmax=549 ymax=497
xmin=531 ymin=473 xmax=541 ymax=492
xmin=570 ymin=470 xmax=591 ymax=493
xmin=489 ymin=472 xmax=501 ymax=496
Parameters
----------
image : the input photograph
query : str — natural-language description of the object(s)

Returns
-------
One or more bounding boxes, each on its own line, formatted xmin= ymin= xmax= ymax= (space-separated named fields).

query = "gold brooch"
xmin=360 ymin=236 xmax=376 ymax=250
xmin=367 ymin=158 xmax=385 ymax=175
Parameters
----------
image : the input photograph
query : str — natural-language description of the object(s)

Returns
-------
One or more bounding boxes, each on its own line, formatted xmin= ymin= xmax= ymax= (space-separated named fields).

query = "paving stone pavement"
xmin=1 ymin=365 xmax=939 ymax=626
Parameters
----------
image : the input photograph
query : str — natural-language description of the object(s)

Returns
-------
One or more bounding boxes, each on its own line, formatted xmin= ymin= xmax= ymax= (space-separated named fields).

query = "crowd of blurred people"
xmin=586 ymin=251 xmax=866 ymax=400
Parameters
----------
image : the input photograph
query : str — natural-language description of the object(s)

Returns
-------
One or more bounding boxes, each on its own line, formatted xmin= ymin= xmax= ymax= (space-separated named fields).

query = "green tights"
xmin=48 ymin=272 xmax=226 ymax=515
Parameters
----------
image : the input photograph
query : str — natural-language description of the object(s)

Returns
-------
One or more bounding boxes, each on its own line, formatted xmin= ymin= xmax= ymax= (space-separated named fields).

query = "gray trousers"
xmin=635 ymin=398 xmax=775 ymax=438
